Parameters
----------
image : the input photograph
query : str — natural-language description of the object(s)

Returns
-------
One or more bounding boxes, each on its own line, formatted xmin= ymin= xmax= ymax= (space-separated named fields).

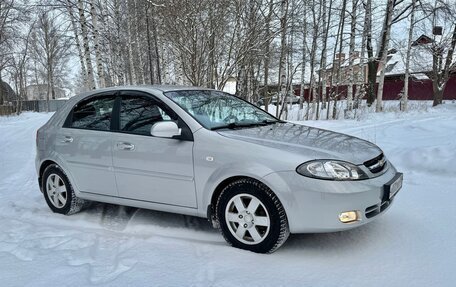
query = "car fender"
xmin=37 ymin=152 xmax=84 ymax=198
xmin=197 ymin=161 xmax=291 ymax=218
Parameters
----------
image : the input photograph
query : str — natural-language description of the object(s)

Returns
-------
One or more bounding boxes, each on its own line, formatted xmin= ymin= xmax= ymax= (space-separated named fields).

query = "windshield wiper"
xmin=211 ymin=122 xmax=249 ymax=130
xmin=261 ymin=119 xmax=284 ymax=125
xmin=211 ymin=120 xmax=280 ymax=131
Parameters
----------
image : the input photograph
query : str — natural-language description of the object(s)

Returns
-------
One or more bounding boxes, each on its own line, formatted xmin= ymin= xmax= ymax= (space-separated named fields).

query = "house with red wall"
xmin=378 ymin=35 xmax=455 ymax=100
xmin=292 ymin=35 xmax=456 ymax=101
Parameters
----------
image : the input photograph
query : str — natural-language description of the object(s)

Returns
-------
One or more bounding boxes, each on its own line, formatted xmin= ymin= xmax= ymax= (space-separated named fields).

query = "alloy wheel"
xmin=224 ymin=193 xmax=270 ymax=245
xmin=46 ymin=174 xmax=67 ymax=208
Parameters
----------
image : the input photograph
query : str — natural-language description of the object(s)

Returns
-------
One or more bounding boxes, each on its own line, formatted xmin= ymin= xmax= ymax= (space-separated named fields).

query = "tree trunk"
xmin=17 ymin=69 xmax=23 ymax=115
xmin=207 ymin=1 xmax=216 ymax=89
xmin=78 ymin=0 xmax=96 ymax=90
xmin=145 ymin=4 xmax=155 ymax=84
xmin=277 ymin=0 xmax=288 ymax=118
xmin=376 ymin=0 xmax=395 ymax=112
xmin=332 ymin=0 xmax=346 ymax=120
xmin=307 ymin=0 xmax=320 ymax=120
xmin=318 ymin=0 xmax=329 ymax=118
xmin=89 ymin=0 xmax=105 ymax=88
xmin=432 ymin=81 xmax=445 ymax=107
xmin=67 ymin=1 xmax=87 ymax=89
xmin=284 ymin=0 xmax=297 ymax=119
xmin=402 ymin=0 xmax=416 ymax=112
xmin=151 ymin=10 xmax=161 ymax=84
xmin=46 ymin=65 xmax=51 ymax=112
xmin=126 ymin=1 xmax=136 ymax=85
xmin=0 ymin=70 xmax=3 ymax=105
xmin=262 ymin=0 xmax=274 ymax=112
xmin=347 ymin=0 xmax=357 ymax=111
xmin=365 ymin=0 xmax=375 ymax=106
xmin=133 ymin=0 xmax=145 ymax=85
xmin=299 ymin=1 xmax=308 ymax=111
xmin=354 ymin=0 xmax=369 ymax=109
xmin=115 ymin=1 xmax=125 ymax=85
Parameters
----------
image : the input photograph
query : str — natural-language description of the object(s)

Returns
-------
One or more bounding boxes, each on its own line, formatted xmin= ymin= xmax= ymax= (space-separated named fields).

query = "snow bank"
xmin=0 ymin=108 xmax=455 ymax=286
xmin=264 ymin=100 xmax=454 ymax=121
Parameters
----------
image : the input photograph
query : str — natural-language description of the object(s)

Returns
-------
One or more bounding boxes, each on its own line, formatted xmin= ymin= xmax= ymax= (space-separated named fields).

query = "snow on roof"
xmin=326 ymin=57 xmax=365 ymax=70
xmin=264 ymin=65 xmax=312 ymax=86
xmin=379 ymin=45 xmax=433 ymax=77
xmin=412 ymin=73 xmax=430 ymax=80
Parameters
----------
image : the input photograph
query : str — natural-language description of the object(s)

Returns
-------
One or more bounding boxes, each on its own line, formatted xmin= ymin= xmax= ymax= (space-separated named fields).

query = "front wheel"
xmin=216 ymin=179 xmax=289 ymax=253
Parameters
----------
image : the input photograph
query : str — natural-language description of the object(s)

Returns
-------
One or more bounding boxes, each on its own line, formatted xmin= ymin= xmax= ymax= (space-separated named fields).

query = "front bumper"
xmin=262 ymin=162 xmax=401 ymax=233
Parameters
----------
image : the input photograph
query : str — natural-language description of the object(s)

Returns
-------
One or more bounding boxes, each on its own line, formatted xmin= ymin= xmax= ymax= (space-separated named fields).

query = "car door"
xmin=111 ymin=91 xmax=196 ymax=208
xmin=55 ymin=93 xmax=118 ymax=196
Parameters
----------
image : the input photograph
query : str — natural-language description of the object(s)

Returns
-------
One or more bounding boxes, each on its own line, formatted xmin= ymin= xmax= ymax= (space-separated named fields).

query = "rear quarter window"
xmin=68 ymin=96 xmax=115 ymax=131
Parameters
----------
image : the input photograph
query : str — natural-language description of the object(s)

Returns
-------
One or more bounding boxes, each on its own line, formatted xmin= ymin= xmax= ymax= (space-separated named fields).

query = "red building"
xmin=293 ymin=35 xmax=456 ymax=101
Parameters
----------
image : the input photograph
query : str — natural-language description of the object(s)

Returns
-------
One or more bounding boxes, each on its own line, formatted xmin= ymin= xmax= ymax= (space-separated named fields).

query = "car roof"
xmin=86 ymin=85 xmax=210 ymax=94
xmin=144 ymin=85 xmax=211 ymax=92
xmin=67 ymin=85 xmax=214 ymax=103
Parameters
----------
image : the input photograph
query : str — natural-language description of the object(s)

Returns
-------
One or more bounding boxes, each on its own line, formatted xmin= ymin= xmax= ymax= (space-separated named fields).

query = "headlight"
xmin=296 ymin=160 xmax=368 ymax=180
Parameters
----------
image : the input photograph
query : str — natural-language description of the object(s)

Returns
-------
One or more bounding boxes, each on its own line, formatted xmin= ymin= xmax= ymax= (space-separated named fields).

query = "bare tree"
xmin=11 ymin=22 xmax=34 ymax=114
xmin=0 ymin=0 xmax=27 ymax=105
xmin=365 ymin=0 xmax=413 ymax=111
xmin=427 ymin=1 xmax=456 ymax=106
xmin=30 ymin=10 xmax=72 ymax=111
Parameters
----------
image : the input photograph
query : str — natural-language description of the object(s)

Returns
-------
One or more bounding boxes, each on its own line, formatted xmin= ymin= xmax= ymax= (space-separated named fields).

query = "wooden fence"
xmin=0 ymin=105 xmax=15 ymax=116
xmin=21 ymin=99 xmax=68 ymax=112
xmin=0 ymin=100 xmax=68 ymax=116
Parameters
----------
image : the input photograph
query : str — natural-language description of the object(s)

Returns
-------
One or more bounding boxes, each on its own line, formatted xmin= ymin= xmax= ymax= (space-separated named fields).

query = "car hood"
xmin=217 ymin=123 xmax=382 ymax=164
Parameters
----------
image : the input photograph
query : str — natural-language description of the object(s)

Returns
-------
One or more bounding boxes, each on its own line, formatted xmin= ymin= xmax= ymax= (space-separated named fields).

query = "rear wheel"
xmin=216 ymin=178 xmax=289 ymax=253
xmin=42 ymin=164 xmax=85 ymax=215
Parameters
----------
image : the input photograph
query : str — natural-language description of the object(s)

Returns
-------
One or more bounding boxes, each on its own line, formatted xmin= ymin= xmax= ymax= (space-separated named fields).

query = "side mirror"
xmin=150 ymin=121 xmax=181 ymax=138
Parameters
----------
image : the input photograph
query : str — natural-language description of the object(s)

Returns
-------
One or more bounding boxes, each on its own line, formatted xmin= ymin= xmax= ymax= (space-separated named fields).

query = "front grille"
xmin=364 ymin=153 xmax=387 ymax=174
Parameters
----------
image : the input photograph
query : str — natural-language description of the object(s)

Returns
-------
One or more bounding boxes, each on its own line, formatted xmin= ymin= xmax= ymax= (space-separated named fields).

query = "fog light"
xmin=339 ymin=211 xmax=359 ymax=223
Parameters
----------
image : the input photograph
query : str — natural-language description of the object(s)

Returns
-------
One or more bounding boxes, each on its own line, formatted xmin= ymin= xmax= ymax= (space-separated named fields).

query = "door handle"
xmin=62 ymin=136 xmax=73 ymax=143
xmin=117 ymin=142 xmax=135 ymax=150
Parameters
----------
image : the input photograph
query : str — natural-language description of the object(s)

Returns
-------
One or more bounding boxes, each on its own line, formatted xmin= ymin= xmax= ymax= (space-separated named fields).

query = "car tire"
xmin=216 ymin=178 xmax=290 ymax=253
xmin=42 ymin=164 xmax=86 ymax=215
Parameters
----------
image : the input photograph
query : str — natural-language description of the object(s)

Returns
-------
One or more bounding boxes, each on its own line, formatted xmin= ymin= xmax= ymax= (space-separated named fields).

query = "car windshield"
xmin=164 ymin=90 xmax=279 ymax=130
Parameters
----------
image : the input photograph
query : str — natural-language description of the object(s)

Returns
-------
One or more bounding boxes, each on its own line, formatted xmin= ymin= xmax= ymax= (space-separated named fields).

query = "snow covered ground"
xmin=1 ymin=104 xmax=455 ymax=286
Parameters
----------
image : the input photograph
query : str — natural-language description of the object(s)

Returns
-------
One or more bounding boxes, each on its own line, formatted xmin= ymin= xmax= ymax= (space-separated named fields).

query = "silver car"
xmin=36 ymin=86 xmax=403 ymax=253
